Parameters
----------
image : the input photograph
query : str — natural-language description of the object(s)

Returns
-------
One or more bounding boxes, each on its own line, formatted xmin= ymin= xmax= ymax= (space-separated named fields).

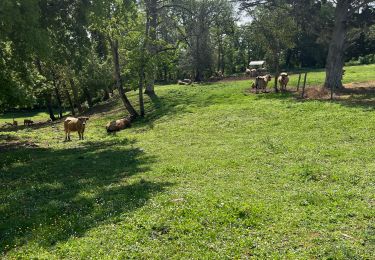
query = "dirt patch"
xmin=244 ymin=81 xmax=375 ymax=102
xmin=341 ymin=81 xmax=375 ymax=94
xmin=304 ymin=87 xmax=331 ymax=99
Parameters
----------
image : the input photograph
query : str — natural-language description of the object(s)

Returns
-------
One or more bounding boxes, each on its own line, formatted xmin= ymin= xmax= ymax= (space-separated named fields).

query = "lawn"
xmin=1 ymin=65 xmax=375 ymax=259
xmin=0 ymin=110 xmax=69 ymax=125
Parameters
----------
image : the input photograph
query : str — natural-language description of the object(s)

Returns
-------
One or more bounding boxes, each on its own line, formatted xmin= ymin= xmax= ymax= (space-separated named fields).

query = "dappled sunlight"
xmin=0 ymin=139 xmax=172 ymax=253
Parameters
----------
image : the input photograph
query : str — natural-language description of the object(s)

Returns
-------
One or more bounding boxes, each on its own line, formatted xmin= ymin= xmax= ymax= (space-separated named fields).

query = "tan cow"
xmin=278 ymin=72 xmax=289 ymax=91
xmin=64 ymin=117 xmax=89 ymax=141
xmin=252 ymin=74 xmax=272 ymax=93
xmin=246 ymin=68 xmax=257 ymax=77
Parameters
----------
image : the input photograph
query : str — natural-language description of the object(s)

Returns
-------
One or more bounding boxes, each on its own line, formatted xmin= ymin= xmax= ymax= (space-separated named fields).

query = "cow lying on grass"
xmin=106 ymin=117 xmax=131 ymax=133
xmin=251 ymin=74 xmax=272 ymax=93
xmin=64 ymin=117 xmax=89 ymax=141
xmin=278 ymin=72 xmax=289 ymax=91
xmin=178 ymin=79 xmax=192 ymax=85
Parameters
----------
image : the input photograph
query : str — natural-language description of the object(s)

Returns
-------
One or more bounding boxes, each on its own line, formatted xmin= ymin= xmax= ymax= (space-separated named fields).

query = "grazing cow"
xmin=24 ymin=119 xmax=34 ymax=126
xmin=106 ymin=117 xmax=131 ymax=133
xmin=64 ymin=117 xmax=89 ymax=141
xmin=12 ymin=119 xmax=18 ymax=126
xmin=278 ymin=72 xmax=289 ymax=91
xmin=252 ymin=74 xmax=272 ymax=93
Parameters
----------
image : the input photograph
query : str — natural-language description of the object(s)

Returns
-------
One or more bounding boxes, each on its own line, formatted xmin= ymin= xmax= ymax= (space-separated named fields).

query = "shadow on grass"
xmin=0 ymin=139 xmax=171 ymax=253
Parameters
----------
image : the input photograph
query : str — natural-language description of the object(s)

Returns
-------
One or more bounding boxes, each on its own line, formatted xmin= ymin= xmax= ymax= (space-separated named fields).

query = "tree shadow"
xmin=0 ymin=139 xmax=171 ymax=253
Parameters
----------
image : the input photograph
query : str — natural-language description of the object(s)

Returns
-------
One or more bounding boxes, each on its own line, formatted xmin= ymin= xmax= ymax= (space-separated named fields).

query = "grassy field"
xmin=1 ymin=65 xmax=375 ymax=259
xmin=0 ymin=110 xmax=69 ymax=125
xmin=1 ymin=64 xmax=375 ymax=125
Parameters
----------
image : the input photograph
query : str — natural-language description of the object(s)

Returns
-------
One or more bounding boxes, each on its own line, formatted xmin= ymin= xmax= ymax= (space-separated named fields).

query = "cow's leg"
xmin=65 ymin=131 xmax=68 ymax=141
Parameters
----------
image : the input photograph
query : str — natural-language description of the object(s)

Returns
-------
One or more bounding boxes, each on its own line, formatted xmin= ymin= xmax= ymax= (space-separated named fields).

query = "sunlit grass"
xmin=1 ymin=65 xmax=375 ymax=258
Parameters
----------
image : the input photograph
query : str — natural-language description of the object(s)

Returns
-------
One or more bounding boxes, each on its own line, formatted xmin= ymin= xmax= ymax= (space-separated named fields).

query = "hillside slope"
xmin=1 ymin=68 xmax=375 ymax=258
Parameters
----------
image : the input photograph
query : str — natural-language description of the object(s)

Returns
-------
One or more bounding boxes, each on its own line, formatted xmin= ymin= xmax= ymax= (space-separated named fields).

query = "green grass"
xmin=1 ymin=65 xmax=375 ymax=259
xmin=0 ymin=110 xmax=69 ymax=125
xmin=287 ymin=64 xmax=375 ymax=87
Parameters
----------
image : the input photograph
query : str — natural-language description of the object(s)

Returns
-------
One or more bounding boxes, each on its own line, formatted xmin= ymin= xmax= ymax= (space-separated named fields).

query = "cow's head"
xmin=265 ymin=74 xmax=272 ymax=81
xmin=280 ymin=72 xmax=288 ymax=78
xmin=78 ymin=117 xmax=89 ymax=125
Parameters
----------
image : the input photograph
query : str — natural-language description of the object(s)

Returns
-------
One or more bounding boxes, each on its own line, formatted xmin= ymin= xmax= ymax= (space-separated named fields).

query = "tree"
xmin=325 ymin=0 xmax=375 ymax=90
xmin=90 ymin=0 xmax=139 ymax=118
xmin=247 ymin=6 xmax=298 ymax=91
xmin=171 ymin=0 xmax=234 ymax=81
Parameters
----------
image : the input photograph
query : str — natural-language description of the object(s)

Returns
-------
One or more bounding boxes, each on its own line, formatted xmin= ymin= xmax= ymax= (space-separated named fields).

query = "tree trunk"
xmin=139 ymin=69 xmax=145 ymax=117
xmin=83 ymin=87 xmax=93 ymax=108
xmin=274 ymin=54 xmax=280 ymax=92
xmin=109 ymin=37 xmax=139 ymax=118
xmin=103 ymin=87 xmax=110 ymax=101
xmin=139 ymin=11 xmax=151 ymax=118
xmin=65 ymin=88 xmax=75 ymax=116
xmin=144 ymin=0 xmax=158 ymax=96
xmin=324 ymin=0 xmax=350 ymax=90
xmin=46 ymin=94 xmax=57 ymax=121
xmin=217 ymin=34 xmax=222 ymax=72
xmin=69 ymin=78 xmax=83 ymax=114
xmin=195 ymin=35 xmax=202 ymax=82
xmin=53 ymin=81 xmax=63 ymax=119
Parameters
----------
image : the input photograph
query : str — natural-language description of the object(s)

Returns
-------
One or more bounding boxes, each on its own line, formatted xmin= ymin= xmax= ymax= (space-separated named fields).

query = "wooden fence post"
xmin=297 ymin=73 xmax=302 ymax=91
xmin=301 ymin=72 xmax=307 ymax=98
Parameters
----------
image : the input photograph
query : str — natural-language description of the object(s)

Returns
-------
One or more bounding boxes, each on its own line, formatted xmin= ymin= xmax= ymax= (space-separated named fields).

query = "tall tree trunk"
xmin=103 ymin=87 xmax=110 ymax=101
xmin=53 ymin=81 xmax=63 ymax=119
xmin=34 ymin=58 xmax=58 ymax=120
xmin=109 ymin=37 xmax=139 ymax=118
xmin=139 ymin=12 xmax=151 ymax=117
xmin=217 ymin=34 xmax=222 ymax=72
xmin=69 ymin=78 xmax=83 ymax=114
xmin=163 ymin=66 xmax=168 ymax=82
xmin=324 ymin=0 xmax=350 ymax=90
xmin=274 ymin=54 xmax=280 ymax=92
xmin=139 ymin=69 xmax=145 ymax=117
xmin=83 ymin=87 xmax=93 ymax=108
xmin=65 ymin=88 xmax=75 ymax=116
xmin=195 ymin=35 xmax=202 ymax=82
xmin=144 ymin=0 xmax=158 ymax=96
xmin=46 ymin=94 xmax=57 ymax=121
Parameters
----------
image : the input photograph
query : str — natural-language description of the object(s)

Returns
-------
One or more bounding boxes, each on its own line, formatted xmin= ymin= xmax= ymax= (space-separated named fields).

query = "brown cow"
xmin=64 ymin=117 xmax=89 ymax=141
xmin=24 ymin=119 xmax=34 ymax=126
xmin=106 ymin=117 xmax=131 ymax=133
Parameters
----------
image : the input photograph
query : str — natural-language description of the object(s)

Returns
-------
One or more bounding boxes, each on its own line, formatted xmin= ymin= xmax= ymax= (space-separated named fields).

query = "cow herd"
xmin=61 ymin=71 xmax=290 ymax=141
xmin=10 ymin=71 xmax=290 ymax=142
xmin=251 ymin=72 xmax=290 ymax=93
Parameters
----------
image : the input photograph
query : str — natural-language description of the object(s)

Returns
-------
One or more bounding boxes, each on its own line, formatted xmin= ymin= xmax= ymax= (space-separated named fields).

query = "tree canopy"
xmin=1 ymin=0 xmax=374 ymax=115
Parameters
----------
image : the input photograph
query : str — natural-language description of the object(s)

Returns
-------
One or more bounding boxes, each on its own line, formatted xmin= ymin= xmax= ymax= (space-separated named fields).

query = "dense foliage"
xmin=0 ymin=0 xmax=374 ymax=114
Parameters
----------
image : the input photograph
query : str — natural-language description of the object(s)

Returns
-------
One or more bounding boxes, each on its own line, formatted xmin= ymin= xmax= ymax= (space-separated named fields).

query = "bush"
xmin=346 ymin=54 xmax=375 ymax=66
